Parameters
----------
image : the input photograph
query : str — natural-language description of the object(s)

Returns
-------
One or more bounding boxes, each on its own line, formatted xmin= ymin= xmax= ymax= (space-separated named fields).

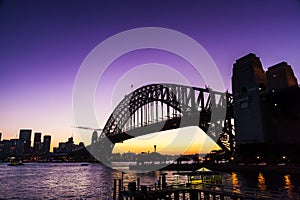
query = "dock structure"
xmin=113 ymin=179 xmax=299 ymax=200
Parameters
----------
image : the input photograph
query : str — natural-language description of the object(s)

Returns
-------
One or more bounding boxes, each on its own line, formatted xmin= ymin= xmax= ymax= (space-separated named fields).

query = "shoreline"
xmin=3 ymin=161 xmax=300 ymax=174
xmin=205 ymin=164 xmax=300 ymax=174
xmin=159 ymin=163 xmax=300 ymax=174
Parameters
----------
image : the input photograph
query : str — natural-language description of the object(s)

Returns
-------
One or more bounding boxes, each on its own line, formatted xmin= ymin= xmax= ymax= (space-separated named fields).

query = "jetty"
xmin=114 ymin=182 xmax=298 ymax=200
xmin=113 ymin=178 xmax=299 ymax=200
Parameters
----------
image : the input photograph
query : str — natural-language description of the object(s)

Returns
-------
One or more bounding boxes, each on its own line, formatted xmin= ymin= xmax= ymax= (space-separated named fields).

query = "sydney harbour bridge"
xmin=90 ymin=83 xmax=235 ymax=163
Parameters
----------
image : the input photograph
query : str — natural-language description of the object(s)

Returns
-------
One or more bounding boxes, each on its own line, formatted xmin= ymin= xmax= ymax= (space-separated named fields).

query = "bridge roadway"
xmin=106 ymin=114 xmax=231 ymax=153
xmin=107 ymin=115 xmax=203 ymax=143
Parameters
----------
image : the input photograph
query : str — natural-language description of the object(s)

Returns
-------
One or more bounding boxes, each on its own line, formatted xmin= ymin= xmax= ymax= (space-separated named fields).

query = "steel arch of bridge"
xmin=95 ymin=83 xmax=234 ymax=161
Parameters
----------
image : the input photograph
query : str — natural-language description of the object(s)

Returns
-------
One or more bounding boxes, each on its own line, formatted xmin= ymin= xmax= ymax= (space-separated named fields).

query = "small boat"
xmin=8 ymin=157 xmax=24 ymax=166
xmin=80 ymin=163 xmax=89 ymax=166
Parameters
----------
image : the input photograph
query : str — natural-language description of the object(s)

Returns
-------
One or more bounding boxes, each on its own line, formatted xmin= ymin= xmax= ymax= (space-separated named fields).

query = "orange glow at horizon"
xmin=113 ymin=126 xmax=220 ymax=155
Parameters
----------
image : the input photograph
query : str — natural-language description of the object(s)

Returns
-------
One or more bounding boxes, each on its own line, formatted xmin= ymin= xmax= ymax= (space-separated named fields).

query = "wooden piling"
xmin=191 ymin=190 xmax=199 ymax=200
xmin=137 ymin=178 xmax=140 ymax=190
xmin=174 ymin=191 xmax=179 ymax=200
xmin=118 ymin=179 xmax=122 ymax=200
xmin=113 ymin=179 xmax=117 ymax=200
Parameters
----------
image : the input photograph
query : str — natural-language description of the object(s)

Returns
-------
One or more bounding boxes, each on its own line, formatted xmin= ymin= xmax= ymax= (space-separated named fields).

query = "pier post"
xmin=190 ymin=190 xmax=198 ymax=200
xmin=204 ymin=192 xmax=209 ymax=200
xmin=162 ymin=173 xmax=166 ymax=190
xmin=118 ymin=179 xmax=122 ymax=200
xmin=174 ymin=191 xmax=179 ymax=200
xmin=121 ymin=172 xmax=124 ymax=191
xmin=158 ymin=176 xmax=161 ymax=189
xmin=113 ymin=179 xmax=117 ymax=200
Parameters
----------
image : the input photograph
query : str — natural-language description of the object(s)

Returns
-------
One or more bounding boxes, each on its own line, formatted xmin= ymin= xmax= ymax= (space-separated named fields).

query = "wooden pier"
xmin=113 ymin=179 xmax=299 ymax=200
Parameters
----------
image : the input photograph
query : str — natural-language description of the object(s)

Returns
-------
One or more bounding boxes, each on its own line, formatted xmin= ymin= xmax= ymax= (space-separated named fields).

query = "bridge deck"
xmin=109 ymin=116 xmax=201 ymax=144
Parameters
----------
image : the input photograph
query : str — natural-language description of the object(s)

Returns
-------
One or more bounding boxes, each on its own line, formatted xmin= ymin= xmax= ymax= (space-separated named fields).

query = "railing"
xmin=134 ymin=182 xmax=299 ymax=200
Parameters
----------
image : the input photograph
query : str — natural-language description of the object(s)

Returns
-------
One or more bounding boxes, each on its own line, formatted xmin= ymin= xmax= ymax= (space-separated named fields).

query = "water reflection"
xmin=257 ymin=172 xmax=267 ymax=191
xmin=1 ymin=163 xmax=300 ymax=199
xmin=231 ymin=172 xmax=241 ymax=193
xmin=284 ymin=174 xmax=294 ymax=198
xmin=231 ymin=172 xmax=239 ymax=187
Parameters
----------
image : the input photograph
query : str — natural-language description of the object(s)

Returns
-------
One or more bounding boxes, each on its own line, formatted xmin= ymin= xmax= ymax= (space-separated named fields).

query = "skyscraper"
xmin=42 ymin=135 xmax=51 ymax=154
xmin=0 ymin=132 xmax=2 ymax=141
xmin=33 ymin=132 xmax=42 ymax=153
xmin=19 ymin=129 xmax=32 ymax=154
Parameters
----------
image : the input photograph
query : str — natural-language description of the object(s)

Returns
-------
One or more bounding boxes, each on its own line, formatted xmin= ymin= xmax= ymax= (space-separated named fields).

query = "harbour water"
xmin=0 ymin=162 xmax=299 ymax=199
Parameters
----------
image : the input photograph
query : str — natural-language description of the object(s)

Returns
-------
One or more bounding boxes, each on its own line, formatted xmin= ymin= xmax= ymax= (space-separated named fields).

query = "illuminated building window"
xmin=258 ymin=83 xmax=266 ymax=92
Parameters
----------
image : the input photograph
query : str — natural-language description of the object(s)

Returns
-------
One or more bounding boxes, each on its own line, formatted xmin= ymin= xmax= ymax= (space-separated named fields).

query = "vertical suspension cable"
xmin=137 ymin=107 xmax=139 ymax=127
xmin=156 ymin=101 xmax=158 ymax=122
xmin=141 ymin=105 xmax=143 ymax=126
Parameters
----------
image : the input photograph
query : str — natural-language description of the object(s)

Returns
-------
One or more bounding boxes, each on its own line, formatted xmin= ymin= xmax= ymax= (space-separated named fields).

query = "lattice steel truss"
xmin=94 ymin=83 xmax=235 ymax=162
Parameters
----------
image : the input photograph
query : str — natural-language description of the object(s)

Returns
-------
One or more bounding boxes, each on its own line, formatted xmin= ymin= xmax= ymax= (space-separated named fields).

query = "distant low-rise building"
xmin=54 ymin=137 xmax=82 ymax=154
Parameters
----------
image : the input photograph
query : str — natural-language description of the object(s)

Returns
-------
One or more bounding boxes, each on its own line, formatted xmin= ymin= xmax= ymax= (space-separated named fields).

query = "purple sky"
xmin=1 ymin=0 xmax=300 ymax=151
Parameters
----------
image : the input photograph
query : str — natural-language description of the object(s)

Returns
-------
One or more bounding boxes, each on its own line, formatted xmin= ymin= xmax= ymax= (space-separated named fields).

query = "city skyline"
xmin=1 ymin=1 xmax=300 ymax=154
xmin=0 ymin=129 xmax=76 ymax=152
